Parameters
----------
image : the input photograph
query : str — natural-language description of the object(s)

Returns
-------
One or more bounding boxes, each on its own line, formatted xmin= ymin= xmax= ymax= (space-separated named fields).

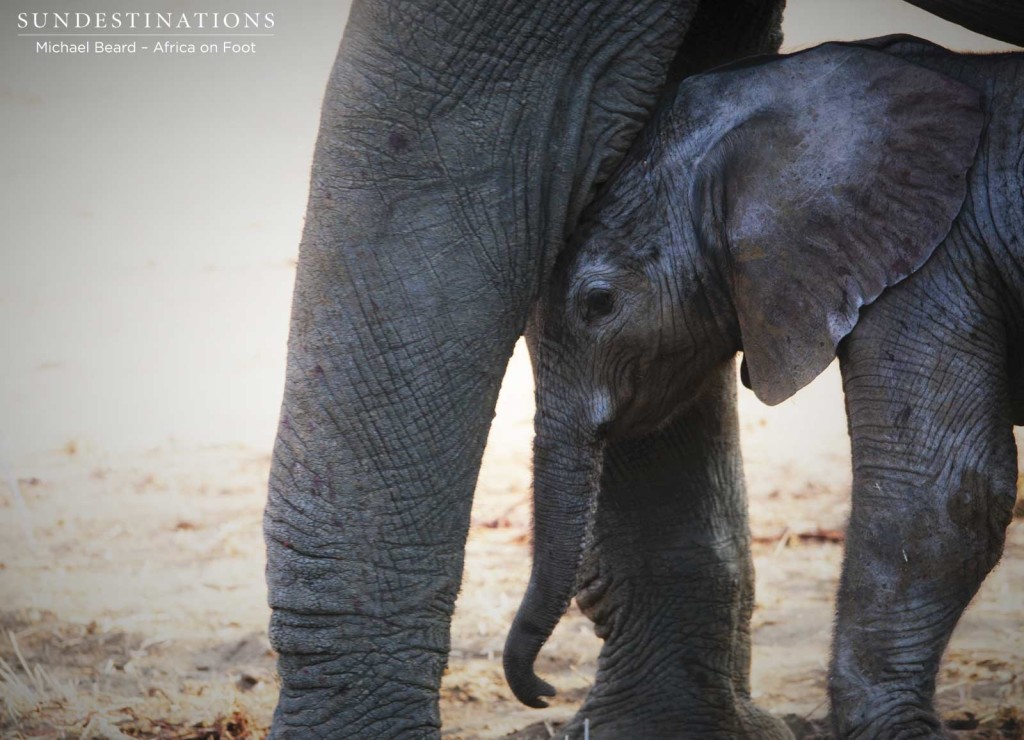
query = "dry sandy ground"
xmin=0 ymin=346 xmax=1022 ymax=739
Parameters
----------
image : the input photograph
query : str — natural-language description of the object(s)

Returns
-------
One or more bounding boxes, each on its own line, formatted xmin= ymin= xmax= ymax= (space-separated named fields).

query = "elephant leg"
xmin=266 ymin=235 xmax=522 ymax=736
xmin=830 ymin=286 xmax=1018 ymax=738
xmin=263 ymin=2 xmax=714 ymax=736
xmin=566 ymin=362 xmax=790 ymax=738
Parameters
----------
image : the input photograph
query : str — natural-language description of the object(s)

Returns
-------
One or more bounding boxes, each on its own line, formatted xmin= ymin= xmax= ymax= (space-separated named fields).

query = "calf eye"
xmin=583 ymin=287 xmax=615 ymax=320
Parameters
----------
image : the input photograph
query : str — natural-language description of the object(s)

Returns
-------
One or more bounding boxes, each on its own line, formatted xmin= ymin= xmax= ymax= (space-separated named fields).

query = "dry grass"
xmin=0 ymin=632 xmax=76 ymax=723
xmin=0 ymin=611 xmax=275 ymax=739
xmin=0 ymin=635 xmax=269 ymax=739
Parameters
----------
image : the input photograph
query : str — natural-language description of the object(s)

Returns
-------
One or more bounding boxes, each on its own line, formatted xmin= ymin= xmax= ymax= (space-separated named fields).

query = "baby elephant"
xmin=505 ymin=35 xmax=1023 ymax=737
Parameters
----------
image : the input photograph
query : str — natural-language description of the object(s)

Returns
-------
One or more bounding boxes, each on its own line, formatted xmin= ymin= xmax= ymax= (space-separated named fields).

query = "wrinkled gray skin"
xmin=264 ymin=0 xmax=1024 ymax=735
xmin=509 ymin=35 xmax=1023 ymax=738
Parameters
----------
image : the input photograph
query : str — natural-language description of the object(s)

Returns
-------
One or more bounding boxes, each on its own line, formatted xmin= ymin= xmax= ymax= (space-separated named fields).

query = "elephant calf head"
xmin=504 ymin=38 xmax=985 ymax=708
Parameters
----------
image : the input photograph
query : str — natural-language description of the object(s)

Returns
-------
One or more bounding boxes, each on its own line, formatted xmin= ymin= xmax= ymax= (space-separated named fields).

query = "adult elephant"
xmin=263 ymin=1 xmax=1024 ymax=737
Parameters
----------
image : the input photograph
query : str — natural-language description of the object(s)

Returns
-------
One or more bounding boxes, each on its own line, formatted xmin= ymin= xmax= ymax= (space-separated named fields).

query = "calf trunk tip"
xmin=504 ymin=662 xmax=556 ymax=709
xmin=502 ymin=624 xmax=557 ymax=708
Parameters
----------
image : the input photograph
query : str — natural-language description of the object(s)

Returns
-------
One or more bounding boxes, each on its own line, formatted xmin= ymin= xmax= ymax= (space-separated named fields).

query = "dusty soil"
xmin=1 ymin=348 xmax=1022 ymax=739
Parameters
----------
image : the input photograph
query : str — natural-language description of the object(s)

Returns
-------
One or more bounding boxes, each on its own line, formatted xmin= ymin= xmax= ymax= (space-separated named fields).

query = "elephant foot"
xmin=830 ymin=707 xmax=948 ymax=740
xmin=557 ymin=698 xmax=794 ymax=739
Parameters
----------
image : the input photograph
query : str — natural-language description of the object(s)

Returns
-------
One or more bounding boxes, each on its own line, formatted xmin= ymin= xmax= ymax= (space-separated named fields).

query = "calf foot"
xmin=830 ymin=676 xmax=948 ymax=740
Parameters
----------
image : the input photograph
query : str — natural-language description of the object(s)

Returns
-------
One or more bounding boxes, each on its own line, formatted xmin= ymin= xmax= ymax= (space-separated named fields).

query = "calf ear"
xmin=717 ymin=44 xmax=983 ymax=405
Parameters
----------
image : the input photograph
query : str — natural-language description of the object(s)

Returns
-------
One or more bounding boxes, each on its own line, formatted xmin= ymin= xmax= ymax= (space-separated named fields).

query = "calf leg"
xmin=831 ymin=287 xmax=1017 ymax=738
xmin=567 ymin=363 xmax=791 ymax=738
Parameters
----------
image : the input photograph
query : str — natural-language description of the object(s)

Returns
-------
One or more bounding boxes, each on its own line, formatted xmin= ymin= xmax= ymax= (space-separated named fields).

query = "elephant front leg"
xmin=566 ymin=362 xmax=791 ymax=739
xmin=831 ymin=311 xmax=1018 ymax=738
